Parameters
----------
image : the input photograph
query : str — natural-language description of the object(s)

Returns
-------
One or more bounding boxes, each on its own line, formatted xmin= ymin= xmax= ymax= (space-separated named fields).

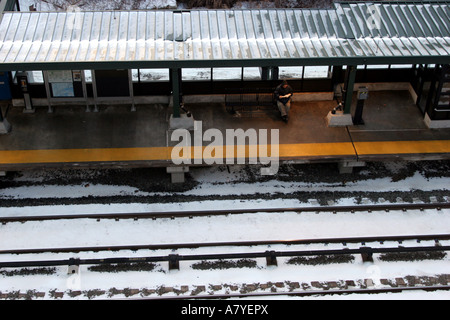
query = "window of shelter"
xmin=182 ymin=68 xmax=211 ymax=81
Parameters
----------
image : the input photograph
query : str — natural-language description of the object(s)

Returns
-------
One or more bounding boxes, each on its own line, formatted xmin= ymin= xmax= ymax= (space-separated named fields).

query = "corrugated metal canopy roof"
xmin=0 ymin=1 xmax=449 ymax=70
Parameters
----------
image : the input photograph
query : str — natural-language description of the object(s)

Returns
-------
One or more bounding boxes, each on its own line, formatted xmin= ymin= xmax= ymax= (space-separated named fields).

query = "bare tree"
xmin=34 ymin=0 xmax=168 ymax=11
xmin=38 ymin=0 xmax=89 ymax=10
xmin=34 ymin=0 xmax=336 ymax=11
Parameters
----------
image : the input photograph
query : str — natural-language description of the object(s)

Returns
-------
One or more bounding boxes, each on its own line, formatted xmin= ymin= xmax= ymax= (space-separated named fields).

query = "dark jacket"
xmin=275 ymin=83 xmax=293 ymax=105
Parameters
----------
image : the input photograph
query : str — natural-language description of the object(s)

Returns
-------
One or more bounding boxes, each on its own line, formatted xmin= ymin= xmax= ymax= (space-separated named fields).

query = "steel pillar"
xmin=171 ymin=68 xmax=181 ymax=118
xmin=0 ymin=105 xmax=11 ymax=134
xmin=343 ymin=65 xmax=357 ymax=114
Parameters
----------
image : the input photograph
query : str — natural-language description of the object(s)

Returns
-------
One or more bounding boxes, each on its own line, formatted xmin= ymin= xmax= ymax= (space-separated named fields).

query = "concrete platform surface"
xmin=0 ymin=91 xmax=449 ymax=170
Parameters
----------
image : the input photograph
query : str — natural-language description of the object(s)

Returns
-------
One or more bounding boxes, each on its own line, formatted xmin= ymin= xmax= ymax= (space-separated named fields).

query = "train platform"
xmin=0 ymin=90 xmax=449 ymax=174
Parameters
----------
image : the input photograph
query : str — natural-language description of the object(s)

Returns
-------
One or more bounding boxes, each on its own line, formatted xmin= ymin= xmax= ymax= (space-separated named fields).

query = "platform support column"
xmin=128 ymin=69 xmax=136 ymax=112
xmin=42 ymin=71 xmax=53 ymax=113
xmin=0 ymin=104 xmax=11 ymax=134
xmin=166 ymin=166 xmax=189 ymax=183
xmin=260 ymin=67 xmax=278 ymax=80
xmin=424 ymin=64 xmax=450 ymax=127
xmin=91 ymin=70 xmax=99 ymax=112
xmin=343 ymin=65 xmax=357 ymax=114
xmin=338 ymin=161 xmax=366 ymax=174
xmin=170 ymin=68 xmax=181 ymax=118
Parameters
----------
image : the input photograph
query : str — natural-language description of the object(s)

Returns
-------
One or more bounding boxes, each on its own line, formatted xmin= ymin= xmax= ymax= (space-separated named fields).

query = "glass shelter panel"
xmin=279 ymin=67 xmax=303 ymax=79
xmin=182 ymin=68 xmax=211 ymax=81
xmin=213 ymin=68 xmax=242 ymax=80
xmin=139 ymin=69 xmax=170 ymax=82
xmin=304 ymin=66 xmax=329 ymax=78
xmin=243 ymin=67 xmax=261 ymax=80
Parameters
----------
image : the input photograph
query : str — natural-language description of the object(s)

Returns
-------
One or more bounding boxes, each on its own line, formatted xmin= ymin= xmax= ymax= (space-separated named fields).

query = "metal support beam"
xmin=260 ymin=67 xmax=270 ymax=80
xmin=272 ymin=66 xmax=279 ymax=80
xmin=91 ymin=70 xmax=99 ymax=112
xmin=80 ymin=70 xmax=89 ymax=112
xmin=260 ymin=67 xmax=278 ymax=81
xmin=0 ymin=104 xmax=11 ymax=134
xmin=171 ymin=68 xmax=181 ymax=118
xmin=43 ymin=71 xmax=53 ymax=113
xmin=343 ymin=65 xmax=357 ymax=114
xmin=128 ymin=69 xmax=136 ymax=112
xmin=426 ymin=64 xmax=450 ymax=121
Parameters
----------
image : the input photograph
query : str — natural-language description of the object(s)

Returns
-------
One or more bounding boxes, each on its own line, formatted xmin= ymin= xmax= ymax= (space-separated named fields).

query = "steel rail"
xmin=0 ymin=245 xmax=448 ymax=269
xmin=1 ymin=202 xmax=449 ymax=223
xmin=1 ymin=233 xmax=449 ymax=255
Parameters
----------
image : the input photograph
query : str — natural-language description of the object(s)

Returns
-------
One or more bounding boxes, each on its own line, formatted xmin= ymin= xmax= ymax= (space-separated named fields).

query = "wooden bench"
xmin=225 ymin=88 xmax=277 ymax=117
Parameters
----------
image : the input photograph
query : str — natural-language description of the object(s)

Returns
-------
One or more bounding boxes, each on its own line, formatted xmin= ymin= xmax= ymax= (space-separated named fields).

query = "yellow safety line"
xmin=279 ymin=142 xmax=356 ymax=157
xmin=0 ymin=140 xmax=449 ymax=165
xmin=171 ymin=142 xmax=356 ymax=162
xmin=0 ymin=142 xmax=355 ymax=164
xmin=0 ymin=147 xmax=170 ymax=164
xmin=354 ymin=140 xmax=450 ymax=155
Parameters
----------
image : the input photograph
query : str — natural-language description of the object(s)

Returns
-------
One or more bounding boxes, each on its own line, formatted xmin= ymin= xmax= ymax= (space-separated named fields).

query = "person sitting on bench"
xmin=274 ymin=80 xmax=293 ymax=123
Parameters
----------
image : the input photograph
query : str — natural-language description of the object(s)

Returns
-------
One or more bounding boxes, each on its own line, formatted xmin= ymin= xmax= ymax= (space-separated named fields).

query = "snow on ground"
xmin=1 ymin=167 xmax=448 ymax=201
xmin=0 ymin=163 xmax=449 ymax=300
xmin=1 ymin=208 xmax=449 ymax=249
xmin=1 ymin=163 xmax=449 ymax=247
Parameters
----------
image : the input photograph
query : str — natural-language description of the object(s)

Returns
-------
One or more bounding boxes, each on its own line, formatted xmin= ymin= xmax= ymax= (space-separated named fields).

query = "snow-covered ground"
xmin=1 ymin=206 xmax=449 ymax=300
xmin=0 ymin=163 xmax=449 ymax=300
xmin=2 ymin=205 xmax=449 ymax=249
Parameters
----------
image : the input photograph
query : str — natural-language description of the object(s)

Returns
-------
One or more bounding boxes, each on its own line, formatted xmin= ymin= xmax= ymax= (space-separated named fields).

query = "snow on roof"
xmin=0 ymin=2 xmax=448 ymax=69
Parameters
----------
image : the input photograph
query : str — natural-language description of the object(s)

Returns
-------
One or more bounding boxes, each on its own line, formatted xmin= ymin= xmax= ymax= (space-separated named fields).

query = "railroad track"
xmin=1 ymin=234 xmax=448 ymax=300
xmin=0 ymin=234 xmax=449 ymax=255
xmin=1 ymin=203 xmax=448 ymax=269
xmin=0 ymin=234 xmax=448 ymax=269
xmin=1 ymin=204 xmax=448 ymax=299
xmin=1 ymin=201 xmax=449 ymax=223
